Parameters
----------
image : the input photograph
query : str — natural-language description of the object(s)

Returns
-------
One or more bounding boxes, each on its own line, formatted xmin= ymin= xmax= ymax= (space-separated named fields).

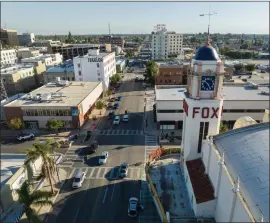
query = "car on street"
xmin=108 ymin=111 xmax=115 ymax=119
xmin=72 ymin=170 xmax=86 ymax=189
xmin=116 ymin=96 xmax=122 ymax=101
xmin=107 ymin=103 xmax=113 ymax=109
xmin=113 ymin=116 xmax=121 ymax=125
xmin=98 ymin=151 xmax=109 ymax=165
xmin=79 ymin=141 xmax=99 ymax=155
xmin=113 ymin=103 xmax=119 ymax=109
xmin=135 ymin=76 xmax=139 ymax=82
xmin=17 ymin=132 xmax=35 ymax=141
xmin=119 ymin=162 xmax=129 ymax=178
xmin=122 ymin=114 xmax=129 ymax=122
xmin=109 ymin=98 xmax=115 ymax=102
xmin=128 ymin=197 xmax=138 ymax=217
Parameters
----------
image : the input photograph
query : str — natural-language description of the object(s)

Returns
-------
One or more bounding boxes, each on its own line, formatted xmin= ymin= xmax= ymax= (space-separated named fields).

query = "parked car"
xmin=128 ymin=197 xmax=138 ymax=217
xmin=17 ymin=132 xmax=35 ymax=141
xmin=122 ymin=114 xmax=129 ymax=122
xmin=113 ymin=116 xmax=121 ymax=125
xmin=108 ymin=111 xmax=115 ymax=119
xmin=107 ymin=103 xmax=113 ymax=109
xmin=72 ymin=170 xmax=85 ymax=189
xmin=113 ymin=103 xmax=119 ymax=109
xmin=99 ymin=151 xmax=109 ymax=165
xmin=109 ymin=97 xmax=115 ymax=102
xmin=119 ymin=162 xmax=129 ymax=178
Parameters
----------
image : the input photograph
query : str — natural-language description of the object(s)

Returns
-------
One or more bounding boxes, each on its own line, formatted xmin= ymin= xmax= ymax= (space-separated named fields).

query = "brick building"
xmin=155 ymin=61 xmax=190 ymax=85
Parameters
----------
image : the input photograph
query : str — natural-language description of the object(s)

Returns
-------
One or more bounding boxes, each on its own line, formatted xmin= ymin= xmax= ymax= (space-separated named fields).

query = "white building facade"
xmin=151 ymin=26 xmax=183 ymax=60
xmin=1 ymin=49 xmax=17 ymax=67
xmin=179 ymin=42 xmax=268 ymax=222
xmin=73 ymin=49 xmax=116 ymax=90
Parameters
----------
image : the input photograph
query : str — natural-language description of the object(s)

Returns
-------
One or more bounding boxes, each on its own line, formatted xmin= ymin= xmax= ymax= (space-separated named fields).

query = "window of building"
xmin=98 ymin=78 xmax=101 ymax=81
xmin=197 ymin=122 xmax=209 ymax=153
xmin=78 ymin=71 xmax=81 ymax=76
xmin=78 ymin=63 xmax=80 ymax=68
xmin=50 ymin=110 xmax=56 ymax=116
xmin=157 ymin=109 xmax=183 ymax=113
xmin=97 ymin=63 xmax=100 ymax=68
xmin=72 ymin=77 xmax=75 ymax=81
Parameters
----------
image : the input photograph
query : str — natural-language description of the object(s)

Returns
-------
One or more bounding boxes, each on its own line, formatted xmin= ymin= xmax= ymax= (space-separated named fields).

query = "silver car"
xmin=119 ymin=162 xmax=129 ymax=178
xmin=128 ymin=197 xmax=138 ymax=217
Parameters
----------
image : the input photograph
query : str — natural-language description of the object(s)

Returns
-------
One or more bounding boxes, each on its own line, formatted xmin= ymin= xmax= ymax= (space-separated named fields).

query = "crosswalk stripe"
xmin=89 ymin=168 xmax=95 ymax=178
xmin=68 ymin=169 xmax=76 ymax=179
xmin=96 ymin=168 xmax=102 ymax=177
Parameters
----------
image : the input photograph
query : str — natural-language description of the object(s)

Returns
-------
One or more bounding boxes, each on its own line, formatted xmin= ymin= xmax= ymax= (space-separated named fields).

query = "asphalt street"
xmin=45 ymin=68 xmax=157 ymax=223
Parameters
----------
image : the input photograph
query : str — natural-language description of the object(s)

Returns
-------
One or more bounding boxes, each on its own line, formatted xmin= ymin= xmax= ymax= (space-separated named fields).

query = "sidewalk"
xmin=144 ymin=89 xmax=158 ymax=136
xmin=2 ymin=168 xmax=68 ymax=223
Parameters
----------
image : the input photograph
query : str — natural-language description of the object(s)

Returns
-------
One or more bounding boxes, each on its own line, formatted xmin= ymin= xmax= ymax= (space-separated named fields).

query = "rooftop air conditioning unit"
xmin=41 ymin=93 xmax=51 ymax=101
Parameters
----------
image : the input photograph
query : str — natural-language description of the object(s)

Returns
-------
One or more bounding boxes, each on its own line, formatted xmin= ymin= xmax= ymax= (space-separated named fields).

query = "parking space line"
xmin=89 ymin=168 xmax=95 ymax=178
xmin=96 ymin=168 xmax=102 ymax=178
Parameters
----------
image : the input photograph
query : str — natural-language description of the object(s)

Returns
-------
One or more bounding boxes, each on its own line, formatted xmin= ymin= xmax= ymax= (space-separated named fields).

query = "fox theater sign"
xmin=183 ymin=99 xmax=223 ymax=119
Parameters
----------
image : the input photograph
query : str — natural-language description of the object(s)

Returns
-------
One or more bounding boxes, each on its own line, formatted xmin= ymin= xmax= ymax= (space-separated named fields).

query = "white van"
xmin=123 ymin=114 xmax=129 ymax=122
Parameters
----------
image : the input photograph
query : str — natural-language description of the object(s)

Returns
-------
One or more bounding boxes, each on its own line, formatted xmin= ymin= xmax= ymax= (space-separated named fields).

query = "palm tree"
xmin=17 ymin=181 xmax=53 ymax=223
xmin=25 ymin=139 xmax=58 ymax=194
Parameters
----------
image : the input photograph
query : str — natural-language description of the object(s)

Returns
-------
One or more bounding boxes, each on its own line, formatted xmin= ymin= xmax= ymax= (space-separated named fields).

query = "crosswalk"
xmin=68 ymin=166 xmax=144 ymax=181
xmin=145 ymin=135 xmax=159 ymax=162
xmin=145 ymin=93 xmax=155 ymax=112
xmin=97 ymin=129 xmax=144 ymax=136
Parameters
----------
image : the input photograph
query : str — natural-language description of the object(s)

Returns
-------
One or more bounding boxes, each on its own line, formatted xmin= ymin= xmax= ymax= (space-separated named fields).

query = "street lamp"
xmin=199 ymin=8 xmax=217 ymax=41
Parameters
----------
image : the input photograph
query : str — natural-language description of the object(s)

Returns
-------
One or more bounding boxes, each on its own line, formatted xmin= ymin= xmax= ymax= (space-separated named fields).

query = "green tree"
xmin=46 ymin=119 xmax=64 ymax=133
xmin=145 ymin=60 xmax=158 ymax=86
xmin=245 ymin=64 xmax=255 ymax=74
xmin=125 ymin=50 xmax=135 ymax=58
xmin=234 ymin=63 xmax=244 ymax=72
xmin=220 ymin=122 xmax=229 ymax=133
xmin=25 ymin=139 xmax=58 ymax=194
xmin=105 ymin=90 xmax=112 ymax=97
xmin=95 ymin=100 xmax=105 ymax=114
xmin=17 ymin=181 xmax=53 ymax=223
xmin=9 ymin=117 xmax=24 ymax=129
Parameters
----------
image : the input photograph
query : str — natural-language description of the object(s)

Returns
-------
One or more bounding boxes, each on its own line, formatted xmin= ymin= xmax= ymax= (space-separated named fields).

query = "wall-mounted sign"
xmin=72 ymin=108 xmax=78 ymax=116
xmin=88 ymin=57 xmax=103 ymax=63
xmin=192 ymin=107 xmax=223 ymax=119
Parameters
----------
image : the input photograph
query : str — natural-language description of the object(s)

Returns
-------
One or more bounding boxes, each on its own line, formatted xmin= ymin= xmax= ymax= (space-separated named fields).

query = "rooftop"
xmin=74 ymin=51 xmax=112 ymax=59
xmin=1 ymin=154 xmax=26 ymax=186
xmin=186 ymin=158 xmax=215 ymax=204
xmin=116 ymin=59 xmax=125 ymax=65
xmin=5 ymin=81 xmax=101 ymax=107
xmin=1 ymin=64 xmax=34 ymax=75
xmin=155 ymin=85 xmax=270 ymax=101
xmin=46 ymin=64 xmax=74 ymax=73
xmin=214 ymin=123 xmax=269 ymax=222
xmin=157 ymin=61 xmax=184 ymax=68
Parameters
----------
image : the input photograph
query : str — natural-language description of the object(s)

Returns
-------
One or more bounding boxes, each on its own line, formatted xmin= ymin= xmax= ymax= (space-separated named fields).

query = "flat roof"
xmin=155 ymin=85 xmax=270 ymax=101
xmin=214 ymin=123 xmax=269 ymax=222
xmin=74 ymin=52 xmax=112 ymax=59
xmin=46 ymin=65 xmax=74 ymax=73
xmin=5 ymin=81 xmax=101 ymax=108
xmin=1 ymin=154 xmax=26 ymax=186
xmin=116 ymin=59 xmax=125 ymax=65
xmin=1 ymin=64 xmax=34 ymax=75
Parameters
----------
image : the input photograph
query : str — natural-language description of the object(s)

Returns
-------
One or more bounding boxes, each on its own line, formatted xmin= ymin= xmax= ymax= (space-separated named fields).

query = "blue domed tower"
xmin=181 ymin=40 xmax=226 ymax=161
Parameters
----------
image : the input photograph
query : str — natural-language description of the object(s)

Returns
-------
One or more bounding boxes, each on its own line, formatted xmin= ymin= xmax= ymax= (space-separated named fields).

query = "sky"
xmin=1 ymin=2 xmax=269 ymax=35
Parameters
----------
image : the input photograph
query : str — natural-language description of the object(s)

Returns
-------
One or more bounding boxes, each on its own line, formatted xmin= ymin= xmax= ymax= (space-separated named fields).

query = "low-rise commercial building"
xmin=21 ymin=53 xmax=63 ymax=68
xmin=3 ymin=80 xmax=103 ymax=129
xmin=1 ymin=65 xmax=37 ymax=96
xmin=1 ymin=49 xmax=17 ymax=67
xmin=44 ymin=60 xmax=74 ymax=83
xmin=18 ymin=32 xmax=35 ymax=46
xmin=116 ymin=59 xmax=126 ymax=73
xmin=48 ymin=43 xmax=112 ymax=61
xmin=17 ymin=48 xmax=40 ymax=60
xmin=0 ymin=28 xmax=19 ymax=46
xmin=156 ymin=61 xmax=189 ymax=85
xmin=155 ymin=84 xmax=270 ymax=130
xmin=73 ymin=49 xmax=116 ymax=90
xmin=99 ymin=35 xmax=124 ymax=48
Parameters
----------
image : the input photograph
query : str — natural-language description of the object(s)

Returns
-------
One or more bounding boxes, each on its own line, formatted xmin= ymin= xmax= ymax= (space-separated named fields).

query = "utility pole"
xmin=199 ymin=6 xmax=217 ymax=42
xmin=108 ymin=23 xmax=111 ymax=35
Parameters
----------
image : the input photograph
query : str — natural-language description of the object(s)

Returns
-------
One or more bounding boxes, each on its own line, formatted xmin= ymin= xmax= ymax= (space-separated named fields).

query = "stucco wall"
xmin=23 ymin=116 xmax=72 ymax=128
xmin=215 ymin=167 xmax=234 ymax=222
xmin=81 ymin=82 xmax=103 ymax=115
xmin=208 ymin=148 xmax=219 ymax=192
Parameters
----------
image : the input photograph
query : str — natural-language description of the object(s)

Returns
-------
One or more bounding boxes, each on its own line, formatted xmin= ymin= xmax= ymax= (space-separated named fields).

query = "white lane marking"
xmin=111 ymin=183 xmax=116 ymax=201
xmin=102 ymin=187 xmax=109 ymax=203
xmin=137 ymin=169 xmax=141 ymax=178
xmin=68 ymin=169 xmax=76 ymax=179
xmin=96 ymin=168 xmax=102 ymax=178
xmin=89 ymin=168 xmax=95 ymax=178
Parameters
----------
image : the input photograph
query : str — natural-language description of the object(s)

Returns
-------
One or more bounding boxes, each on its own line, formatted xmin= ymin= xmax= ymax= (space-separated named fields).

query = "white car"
xmin=113 ymin=116 xmax=121 ymax=125
xmin=72 ymin=171 xmax=85 ymax=189
xmin=99 ymin=151 xmax=109 ymax=165
xmin=128 ymin=197 xmax=138 ymax=217
xmin=17 ymin=133 xmax=35 ymax=141
xmin=122 ymin=114 xmax=129 ymax=122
